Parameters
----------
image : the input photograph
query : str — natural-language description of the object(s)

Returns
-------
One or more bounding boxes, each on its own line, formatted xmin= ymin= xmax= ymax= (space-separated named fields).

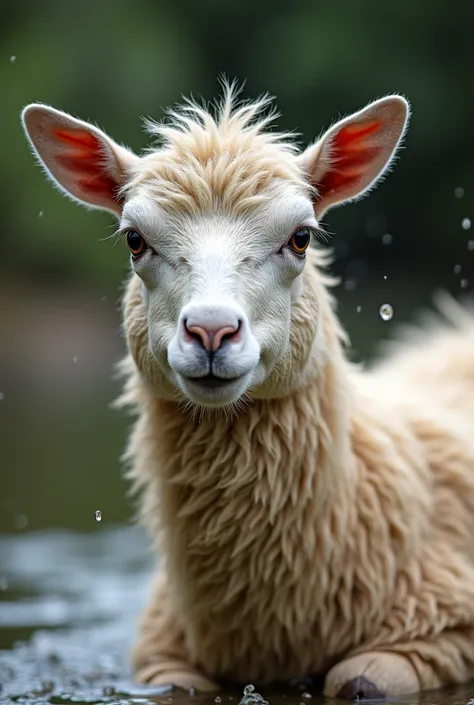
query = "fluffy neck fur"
xmin=118 ymin=249 xmax=363 ymax=680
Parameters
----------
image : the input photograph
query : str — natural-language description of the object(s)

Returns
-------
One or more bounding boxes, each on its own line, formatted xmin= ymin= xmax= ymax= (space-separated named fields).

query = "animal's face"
xmin=21 ymin=85 xmax=409 ymax=409
xmin=119 ymin=183 xmax=317 ymax=406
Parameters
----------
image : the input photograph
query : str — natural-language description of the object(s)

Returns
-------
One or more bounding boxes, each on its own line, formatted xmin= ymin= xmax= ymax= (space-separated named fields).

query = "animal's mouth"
xmin=183 ymin=373 xmax=245 ymax=390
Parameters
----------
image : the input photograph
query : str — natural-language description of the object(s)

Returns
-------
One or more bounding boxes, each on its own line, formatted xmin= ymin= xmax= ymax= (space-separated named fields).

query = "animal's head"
xmin=21 ymin=85 xmax=409 ymax=410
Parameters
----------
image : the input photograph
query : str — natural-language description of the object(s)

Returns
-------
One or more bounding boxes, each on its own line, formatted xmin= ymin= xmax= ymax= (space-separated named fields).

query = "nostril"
xmin=221 ymin=319 xmax=242 ymax=343
xmin=183 ymin=317 xmax=243 ymax=352
xmin=210 ymin=320 xmax=242 ymax=351
xmin=184 ymin=319 xmax=212 ymax=351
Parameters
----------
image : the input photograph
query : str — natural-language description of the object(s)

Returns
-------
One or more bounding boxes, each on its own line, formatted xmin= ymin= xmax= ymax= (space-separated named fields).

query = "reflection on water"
xmin=1 ymin=528 xmax=474 ymax=705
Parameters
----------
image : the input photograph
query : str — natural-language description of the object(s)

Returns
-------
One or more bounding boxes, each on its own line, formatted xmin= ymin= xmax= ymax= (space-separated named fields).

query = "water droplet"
xmin=10 ymin=55 xmax=16 ymax=62
xmin=0 ymin=392 xmax=4 ymax=401
xmin=468 ymin=241 xmax=474 ymax=251
xmin=215 ymin=698 xmax=222 ymax=703
xmin=73 ymin=356 xmax=79 ymax=364
xmin=461 ymin=218 xmax=471 ymax=231
xmin=382 ymin=233 xmax=392 ymax=245
xmin=239 ymin=684 xmax=268 ymax=705
xmin=0 ymin=577 xmax=8 ymax=591
xmin=13 ymin=514 xmax=28 ymax=530
xmin=344 ymin=278 xmax=357 ymax=291
xmin=454 ymin=264 xmax=462 ymax=274
xmin=379 ymin=303 xmax=394 ymax=321
xmin=356 ymin=306 xmax=362 ymax=313
xmin=383 ymin=275 xmax=387 ymax=280
xmin=454 ymin=186 xmax=464 ymax=199
xmin=301 ymin=694 xmax=312 ymax=699
xmin=461 ymin=279 xmax=469 ymax=289
xmin=95 ymin=510 xmax=102 ymax=522
xmin=101 ymin=296 xmax=107 ymax=302
xmin=39 ymin=211 xmax=44 ymax=218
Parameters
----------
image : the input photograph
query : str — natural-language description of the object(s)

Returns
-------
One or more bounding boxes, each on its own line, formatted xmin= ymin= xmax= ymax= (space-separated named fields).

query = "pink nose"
xmin=185 ymin=320 xmax=241 ymax=352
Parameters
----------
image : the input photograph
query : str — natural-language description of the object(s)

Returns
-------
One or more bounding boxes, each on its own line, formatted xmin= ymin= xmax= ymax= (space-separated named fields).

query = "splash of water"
xmin=239 ymin=684 xmax=269 ymax=705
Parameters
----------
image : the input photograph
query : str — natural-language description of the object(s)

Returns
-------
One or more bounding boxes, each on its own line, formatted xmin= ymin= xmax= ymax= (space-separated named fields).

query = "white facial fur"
xmin=121 ymin=183 xmax=317 ymax=407
xmin=21 ymin=92 xmax=409 ymax=411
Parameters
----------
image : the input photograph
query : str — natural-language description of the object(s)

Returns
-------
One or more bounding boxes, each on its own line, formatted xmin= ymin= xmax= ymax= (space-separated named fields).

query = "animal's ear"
xmin=21 ymin=104 xmax=140 ymax=216
xmin=298 ymin=96 xmax=410 ymax=219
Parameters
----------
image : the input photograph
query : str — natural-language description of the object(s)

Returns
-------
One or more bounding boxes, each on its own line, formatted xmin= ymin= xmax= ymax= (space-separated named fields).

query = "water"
xmin=379 ymin=303 xmax=394 ymax=321
xmin=239 ymin=685 xmax=267 ymax=705
xmin=1 ymin=528 xmax=473 ymax=705
xmin=2 ymin=288 xmax=474 ymax=705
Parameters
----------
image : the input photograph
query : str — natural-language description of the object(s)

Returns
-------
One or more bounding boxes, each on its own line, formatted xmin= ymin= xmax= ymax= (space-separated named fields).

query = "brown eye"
xmin=288 ymin=227 xmax=311 ymax=255
xmin=126 ymin=230 xmax=147 ymax=257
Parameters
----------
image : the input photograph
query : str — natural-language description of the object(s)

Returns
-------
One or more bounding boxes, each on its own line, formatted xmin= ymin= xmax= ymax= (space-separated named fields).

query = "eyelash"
xmin=111 ymin=225 xmax=325 ymax=259
xmin=282 ymin=226 xmax=320 ymax=256
xmin=113 ymin=228 xmax=153 ymax=259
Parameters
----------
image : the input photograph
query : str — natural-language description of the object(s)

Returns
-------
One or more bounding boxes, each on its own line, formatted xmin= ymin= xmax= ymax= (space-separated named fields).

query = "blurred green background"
xmin=1 ymin=0 xmax=473 ymax=534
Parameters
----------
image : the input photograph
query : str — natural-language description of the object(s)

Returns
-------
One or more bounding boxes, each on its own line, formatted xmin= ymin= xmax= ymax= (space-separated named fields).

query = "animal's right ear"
xmin=298 ymin=96 xmax=410 ymax=219
xmin=21 ymin=104 xmax=140 ymax=217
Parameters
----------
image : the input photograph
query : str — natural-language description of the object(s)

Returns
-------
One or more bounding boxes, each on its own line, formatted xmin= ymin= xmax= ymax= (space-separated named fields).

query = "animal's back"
xmin=370 ymin=294 xmax=474 ymax=422
xmin=360 ymin=295 xmax=474 ymax=563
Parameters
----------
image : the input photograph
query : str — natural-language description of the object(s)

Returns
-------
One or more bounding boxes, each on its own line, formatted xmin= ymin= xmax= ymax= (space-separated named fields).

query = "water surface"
xmin=1 ymin=527 xmax=473 ymax=705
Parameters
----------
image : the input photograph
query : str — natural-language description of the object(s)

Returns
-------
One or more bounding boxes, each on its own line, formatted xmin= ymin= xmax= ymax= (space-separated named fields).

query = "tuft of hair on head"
xmin=124 ymin=79 xmax=310 ymax=216
xmin=142 ymin=78 xmax=299 ymax=155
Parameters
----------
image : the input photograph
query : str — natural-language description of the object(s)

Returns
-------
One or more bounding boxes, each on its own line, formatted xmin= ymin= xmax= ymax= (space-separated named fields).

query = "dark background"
xmin=1 ymin=0 xmax=473 ymax=533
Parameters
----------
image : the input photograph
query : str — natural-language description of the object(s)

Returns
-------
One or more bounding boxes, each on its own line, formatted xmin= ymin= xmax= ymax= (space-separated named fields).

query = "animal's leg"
xmin=324 ymin=627 xmax=474 ymax=699
xmin=132 ymin=574 xmax=220 ymax=692
xmin=323 ymin=651 xmax=421 ymax=699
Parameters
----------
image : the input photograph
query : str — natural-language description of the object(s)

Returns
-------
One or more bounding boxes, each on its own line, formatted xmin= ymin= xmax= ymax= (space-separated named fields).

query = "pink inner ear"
xmin=53 ymin=128 xmax=121 ymax=201
xmin=318 ymin=120 xmax=383 ymax=195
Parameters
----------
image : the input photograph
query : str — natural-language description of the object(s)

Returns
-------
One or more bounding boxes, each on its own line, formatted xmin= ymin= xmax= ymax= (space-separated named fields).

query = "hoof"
xmin=324 ymin=651 xmax=420 ymax=699
xmin=134 ymin=663 xmax=220 ymax=692
xmin=337 ymin=676 xmax=386 ymax=701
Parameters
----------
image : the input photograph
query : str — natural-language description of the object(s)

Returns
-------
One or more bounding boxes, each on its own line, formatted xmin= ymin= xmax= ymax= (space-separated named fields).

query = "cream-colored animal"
xmin=21 ymin=84 xmax=474 ymax=700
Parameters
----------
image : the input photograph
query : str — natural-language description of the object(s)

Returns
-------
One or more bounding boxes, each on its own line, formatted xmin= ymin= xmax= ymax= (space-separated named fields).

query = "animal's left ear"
xmin=298 ymin=96 xmax=410 ymax=219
